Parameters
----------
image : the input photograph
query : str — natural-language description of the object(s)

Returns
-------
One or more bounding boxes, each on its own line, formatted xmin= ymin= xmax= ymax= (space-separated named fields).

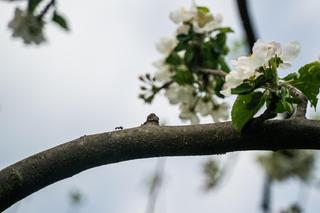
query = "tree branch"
xmin=287 ymin=85 xmax=308 ymax=119
xmin=236 ymin=0 xmax=257 ymax=50
xmin=1 ymin=117 xmax=320 ymax=211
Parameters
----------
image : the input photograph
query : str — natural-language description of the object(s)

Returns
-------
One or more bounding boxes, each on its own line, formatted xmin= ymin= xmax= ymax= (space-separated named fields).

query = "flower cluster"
xmin=169 ymin=2 xmax=223 ymax=34
xmin=164 ymin=83 xmax=228 ymax=123
xmin=221 ymin=40 xmax=301 ymax=96
xmin=140 ymin=4 xmax=320 ymax=131
xmin=139 ymin=2 xmax=232 ymax=124
xmin=7 ymin=0 xmax=69 ymax=45
xmin=257 ymin=150 xmax=315 ymax=182
xmin=8 ymin=8 xmax=46 ymax=45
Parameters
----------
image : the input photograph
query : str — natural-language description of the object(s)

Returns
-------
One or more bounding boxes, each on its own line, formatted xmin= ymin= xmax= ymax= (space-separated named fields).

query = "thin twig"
xmin=281 ymin=83 xmax=308 ymax=119
xmin=261 ymin=175 xmax=272 ymax=213
xmin=145 ymin=158 xmax=166 ymax=213
xmin=38 ymin=0 xmax=55 ymax=19
xmin=198 ymin=68 xmax=227 ymax=77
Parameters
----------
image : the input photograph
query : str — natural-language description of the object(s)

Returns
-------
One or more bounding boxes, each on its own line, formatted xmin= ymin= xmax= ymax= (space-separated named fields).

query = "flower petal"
xmin=281 ymin=41 xmax=300 ymax=62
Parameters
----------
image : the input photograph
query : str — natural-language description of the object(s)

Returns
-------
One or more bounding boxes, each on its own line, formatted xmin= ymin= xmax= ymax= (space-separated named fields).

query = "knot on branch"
xmin=244 ymin=107 xmax=277 ymax=132
xmin=142 ymin=113 xmax=159 ymax=126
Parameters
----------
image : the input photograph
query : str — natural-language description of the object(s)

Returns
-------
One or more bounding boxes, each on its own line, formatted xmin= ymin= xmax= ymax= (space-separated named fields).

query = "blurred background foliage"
xmin=1 ymin=0 xmax=320 ymax=213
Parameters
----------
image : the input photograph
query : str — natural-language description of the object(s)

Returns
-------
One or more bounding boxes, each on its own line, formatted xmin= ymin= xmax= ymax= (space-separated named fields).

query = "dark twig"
xmin=236 ymin=0 xmax=257 ymax=50
xmin=145 ymin=158 xmax=166 ymax=213
xmin=38 ymin=0 xmax=55 ymax=19
xmin=261 ymin=175 xmax=272 ymax=213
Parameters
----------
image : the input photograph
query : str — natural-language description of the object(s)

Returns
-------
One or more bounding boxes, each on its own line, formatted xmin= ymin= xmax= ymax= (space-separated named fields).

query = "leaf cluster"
xmin=231 ymin=59 xmax=320 ymax=132
xmin=139 ymin=6 xmax=233 ymax=109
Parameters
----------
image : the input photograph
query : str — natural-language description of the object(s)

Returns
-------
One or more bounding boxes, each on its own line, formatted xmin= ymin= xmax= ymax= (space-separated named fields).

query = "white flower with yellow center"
xmin=192 ymin=13 xmax=222 ymax=34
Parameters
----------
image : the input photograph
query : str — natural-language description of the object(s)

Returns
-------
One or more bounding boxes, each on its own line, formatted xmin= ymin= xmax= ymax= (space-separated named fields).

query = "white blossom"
xmin=8 ymin=8 xmax=46 ymax=45
xmin=176 ymin=24 xmax=190 ymax=35
xmin=195 ymin=99 xmax=213 ymax=116
xmin=169 ymin=1 xmax=223 ymax=34
xmin=164 ymin=83 xmax=195 ymax=105
xmin=153 ymin=59 xmax=172 ymax=82
xmin=251 ymin=40 xmax=281 ymax=68
xmin=221 ymin=40 xmax=300 ymax=96
xmin=280 ymin=41 xmax=300 ymax=63
xmin=221 ymin=56 xmax=260 ymax=96
xmin=252 ymin=39 xmax=300 ymax=68
xmin=155 ymin=37 xmax=177 ymax=55
xmin=192 ymin=14 xmax=222 ymax=34
xmin=179 ymin=102 xmax=199 ymax=124
xmin=169 ymin=2 xmax=196 ymax=24
xmin=210 ymin=103 xmax=229 ymax=122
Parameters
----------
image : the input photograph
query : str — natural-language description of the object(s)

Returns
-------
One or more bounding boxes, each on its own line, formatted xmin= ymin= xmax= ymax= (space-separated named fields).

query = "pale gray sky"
xmin=1 ymin=0 xmax=320 ymax=212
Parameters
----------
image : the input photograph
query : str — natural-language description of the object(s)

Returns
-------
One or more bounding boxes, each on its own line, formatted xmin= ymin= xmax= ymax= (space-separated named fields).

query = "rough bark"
xmin=1 ymin=117 xmax=320 ymax=211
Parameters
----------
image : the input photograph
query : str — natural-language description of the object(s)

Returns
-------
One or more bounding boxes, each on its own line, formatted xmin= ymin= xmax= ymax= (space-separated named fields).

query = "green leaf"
xmin=172 ymin=69 xmax=194 ymax=85
xmin=166 ymin=52 xmax=182 ymax=66
xmin=218 ymin=57 xmax=230 ymax=73
xmin=231 ymin=92 xmax=265 ymax=132
xmin=214 ymin=77 xmax=225 ymax=98
xmin=291 ymin=61 xmax=320 ymax=108
xmin=283 ymin=73 xmax=298 ymax=82
xmin=254 ymin=75 xmax=267 ymax=88
xmin=184 ymin=47 xmax=195 ymax=65
xmin=197 ymin=6 xmax=210 ymax=14
xmin=264 ymin=68 xmax=276 ymax=81
xmin=174 ymin=41 xmax=188 ymax=52
xmin=214 ymin=27 xmax=234 ymax=33
xmin=174 ymin=34 xmax=191 ymax=52
xmin=214 ymin=33 xmax=227 ymax=54
xmin=276 ymin=100 xmax=294 ymax=113
xmin=231 ymin=82 xmax=254 ymax=95
xmin=177 ymin=34 xmax=192 ymax=42
xmin=28 ymin=0 xmax=42 ymax=13
xmin=247 ymin=92 xmax=265 ymax=109
xmin=52 ymin=12 xmax=69 ymax=31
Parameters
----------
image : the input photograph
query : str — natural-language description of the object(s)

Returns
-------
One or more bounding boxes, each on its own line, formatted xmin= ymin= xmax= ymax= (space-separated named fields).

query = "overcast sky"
xmin=1 ymin=0 xmax=320 ymax=212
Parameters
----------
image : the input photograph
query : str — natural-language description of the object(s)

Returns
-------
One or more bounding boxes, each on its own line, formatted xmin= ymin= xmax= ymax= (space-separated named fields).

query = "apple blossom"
xmin=8 ymin=8 xmax=46 ymax=45
xmin=155 ymin=37 xmax=178 ymax=55
xmin=179 ymin=102 xmax=199 ymax=124
xmin=221 ymin=40 xmax=300 ymax=96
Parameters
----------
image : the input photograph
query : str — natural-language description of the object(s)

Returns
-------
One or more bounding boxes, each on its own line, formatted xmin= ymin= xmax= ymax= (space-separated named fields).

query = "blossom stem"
xmin=38 ymin=0 xmax=55 ymax=19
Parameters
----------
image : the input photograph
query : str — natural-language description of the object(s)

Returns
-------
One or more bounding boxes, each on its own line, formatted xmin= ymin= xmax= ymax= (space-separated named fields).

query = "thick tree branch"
xmin=236 ymin=0 xmax=257 ymax=50
xmin=1 ymin=117 xmax=320 ymax=211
